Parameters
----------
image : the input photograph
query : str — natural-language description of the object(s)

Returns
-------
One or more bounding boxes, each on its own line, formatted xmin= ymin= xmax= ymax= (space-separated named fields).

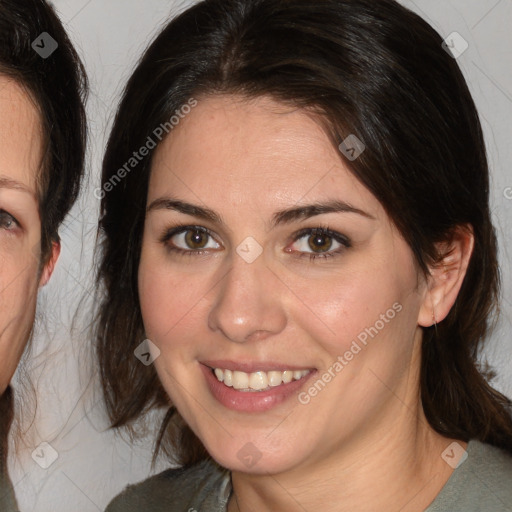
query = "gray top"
xmin=105 ymin=439 xmax=512 ymax=511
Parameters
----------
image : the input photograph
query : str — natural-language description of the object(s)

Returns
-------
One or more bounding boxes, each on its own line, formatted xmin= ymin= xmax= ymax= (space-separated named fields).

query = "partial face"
xmin=139 ymin=95 xmax=427 ymax=474
xmin=0 ymin=76 xmax=44 ymax=394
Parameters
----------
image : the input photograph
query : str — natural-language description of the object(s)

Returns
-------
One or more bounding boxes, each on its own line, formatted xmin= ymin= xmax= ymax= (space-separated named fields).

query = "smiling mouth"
xmin=211 ymin=367 xmax=312 ymax=392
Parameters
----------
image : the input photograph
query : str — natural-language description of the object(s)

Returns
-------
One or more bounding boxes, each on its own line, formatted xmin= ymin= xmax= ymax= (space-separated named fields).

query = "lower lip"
xmin=200 ymin=364 xmax=315 ymax=413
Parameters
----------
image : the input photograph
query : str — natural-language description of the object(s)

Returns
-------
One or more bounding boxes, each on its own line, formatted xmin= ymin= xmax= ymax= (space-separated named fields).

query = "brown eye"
xmin=185 ymin=229 xmax=209 ymax=249
xmin=307 ymin=232 xmax=333 ymax=253
xmin=164 ymin=226 xmax=221 ymax=252
xmin=288 ymin=227 xmax=351 ymax=259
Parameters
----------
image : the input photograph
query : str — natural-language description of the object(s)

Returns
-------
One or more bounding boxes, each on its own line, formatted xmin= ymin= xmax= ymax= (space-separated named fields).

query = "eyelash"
xmin=159 ymin=224 xmax=351 ymax=261
xmin=159 ymin=225 xmax=217 ymax=257
xmin=290 ymin=226 xmax=351 ymax=261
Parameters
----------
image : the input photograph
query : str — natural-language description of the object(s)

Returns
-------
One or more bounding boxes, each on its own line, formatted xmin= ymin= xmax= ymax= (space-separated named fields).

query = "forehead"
xmin=0 ymin=75 xmax=43 ymax=195
xmin=150 ymin=94 xmax=381 ymax=219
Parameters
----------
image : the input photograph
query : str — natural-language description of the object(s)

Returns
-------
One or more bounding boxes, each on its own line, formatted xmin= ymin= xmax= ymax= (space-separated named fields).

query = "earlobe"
xmin=418 ymin=225 xmax=474 ymax=327
xmin=38 ymin=240 xmax=61 ymax=287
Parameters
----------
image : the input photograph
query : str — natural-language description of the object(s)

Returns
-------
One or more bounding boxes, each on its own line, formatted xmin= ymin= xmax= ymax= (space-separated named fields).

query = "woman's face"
xmin=0 ymin=76 xmax=46 ymax=394
xmin=139 ymin=95 xmax=429 ymax=474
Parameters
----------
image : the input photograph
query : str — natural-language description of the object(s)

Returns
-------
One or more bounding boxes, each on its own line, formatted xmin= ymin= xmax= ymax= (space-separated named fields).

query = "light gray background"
xmin=7 ymin=1 xmax=512 ymax=510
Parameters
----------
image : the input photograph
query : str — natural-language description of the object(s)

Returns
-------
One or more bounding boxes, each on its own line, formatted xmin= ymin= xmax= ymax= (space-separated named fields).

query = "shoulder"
xmin=465 ymin=440 xmax=512 ymax=490
xmin=104 ymin=458 xmax=230 ymax=512
xmin=427 ymin=439 xmax=512 ymax=512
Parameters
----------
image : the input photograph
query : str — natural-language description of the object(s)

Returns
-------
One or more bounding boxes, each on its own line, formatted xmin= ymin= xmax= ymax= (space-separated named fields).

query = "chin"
xmin=202 ymin=432 xmax=307 ymax=475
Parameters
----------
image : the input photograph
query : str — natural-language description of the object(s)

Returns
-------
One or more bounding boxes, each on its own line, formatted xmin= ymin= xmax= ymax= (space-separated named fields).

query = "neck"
xmin=228 ymin=405 xmax=462 ymax=512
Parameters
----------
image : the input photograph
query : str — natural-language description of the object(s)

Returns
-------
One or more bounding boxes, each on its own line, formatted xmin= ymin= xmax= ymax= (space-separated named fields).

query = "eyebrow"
xmin=147 ymin=197 xmax=375 ymax=227
xmin=147 ymin=198 xmax=222 ymax=223
xmin=270 ymin=200 xmax=375 ymax=226
xmin=0 ymin=176 xmax=35 ymax=196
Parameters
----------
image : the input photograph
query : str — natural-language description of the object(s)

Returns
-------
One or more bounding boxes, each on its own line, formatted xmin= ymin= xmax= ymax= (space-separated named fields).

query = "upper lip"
xmin=201 ymin=360 xmax=315 ymax=373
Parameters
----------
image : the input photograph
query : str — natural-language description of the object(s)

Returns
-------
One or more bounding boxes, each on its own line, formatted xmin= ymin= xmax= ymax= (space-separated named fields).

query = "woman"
xmin=0 ymin=0 xmax=87 ymax=510
xmin=97 ymin=0 xmax=512 ymax=510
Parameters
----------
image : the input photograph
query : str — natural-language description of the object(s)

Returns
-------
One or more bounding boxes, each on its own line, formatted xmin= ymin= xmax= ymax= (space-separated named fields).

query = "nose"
xmin=207 ymin=251 xmax=287 ymax=344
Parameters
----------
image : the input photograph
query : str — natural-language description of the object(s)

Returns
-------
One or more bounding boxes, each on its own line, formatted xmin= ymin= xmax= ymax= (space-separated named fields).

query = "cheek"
xmin=287 ymin=254 xmax=414 ymax=353
xmin=285 ymin=258 xmax=423 ymax=398
xmin=0 ymin=252 xmax=39 ymax=317
xmin=138 ymin=251 xmax=209 ymax=348
xmin=0 ymin=259 xmax=39 ymax=392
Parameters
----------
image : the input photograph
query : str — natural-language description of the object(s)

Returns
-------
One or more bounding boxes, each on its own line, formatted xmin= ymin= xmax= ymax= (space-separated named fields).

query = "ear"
xmin=38 ymin=239 xmax=61 ymax=287
xmin=418 ymin=225 xmax=474 ymax=327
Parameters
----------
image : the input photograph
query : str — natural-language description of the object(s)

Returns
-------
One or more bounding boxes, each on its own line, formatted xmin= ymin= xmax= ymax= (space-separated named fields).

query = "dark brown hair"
xmin=0 ymin=0 xmax=88 ymax=264
xmin=0 ymin=0 xmax=88 ymax=461
xmin=96 ymin=0 xmax=512 ymax=467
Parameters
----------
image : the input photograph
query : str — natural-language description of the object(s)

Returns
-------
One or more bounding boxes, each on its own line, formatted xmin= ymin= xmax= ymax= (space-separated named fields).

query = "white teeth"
xmin=268 ymin=371 xmax=283 ymax=387
xmin=282 ymin=370 xmax=293 ymax=383
xmin=232 ymin=371 xmax=249 ymax=390
xmin=224 ymin=369 xmax=233 ymax=387
xmin=249 ymin=371 xmax=268 ymax=390
xmin=212 ymin=367 xmax=310 ymax=391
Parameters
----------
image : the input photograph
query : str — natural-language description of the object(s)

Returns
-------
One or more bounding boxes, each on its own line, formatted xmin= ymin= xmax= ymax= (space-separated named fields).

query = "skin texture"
xmin=138 ymin=95 xmax=474 ymax=511
xmin=0 ymin=76 xmax=59 ymax=395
